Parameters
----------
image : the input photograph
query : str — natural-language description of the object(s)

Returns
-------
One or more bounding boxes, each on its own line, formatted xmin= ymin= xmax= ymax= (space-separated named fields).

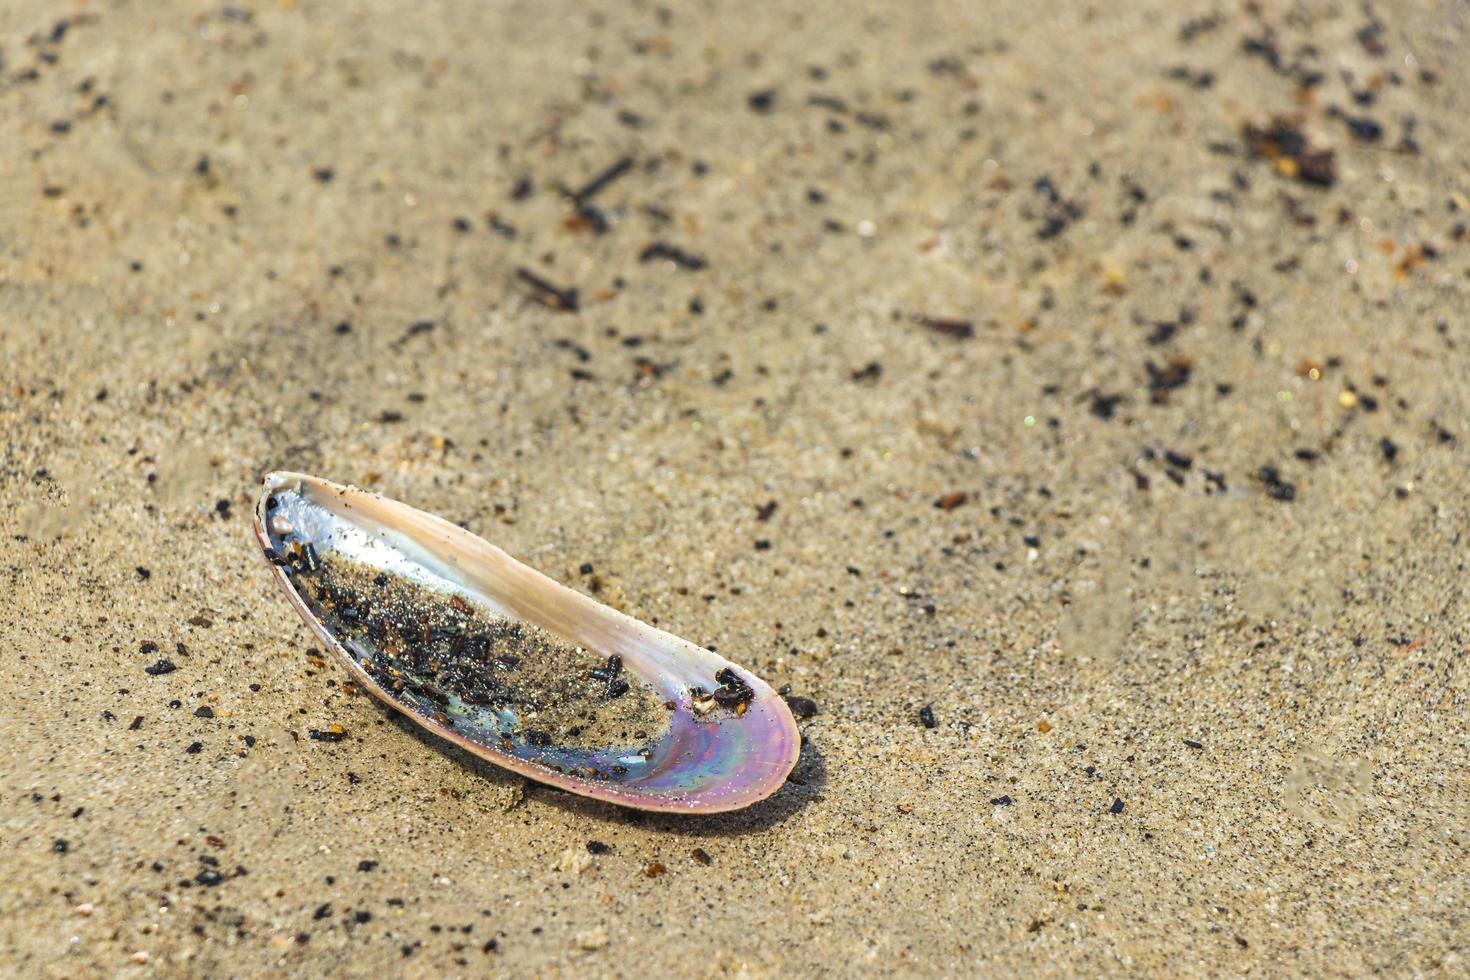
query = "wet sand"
xmin=2 ymin=1 xmax=1467 ymax=975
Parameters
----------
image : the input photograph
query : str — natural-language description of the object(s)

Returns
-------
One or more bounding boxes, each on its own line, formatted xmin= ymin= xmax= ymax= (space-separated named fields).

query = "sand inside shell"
xmin=293 ymin=551 xmax=672 ymax=756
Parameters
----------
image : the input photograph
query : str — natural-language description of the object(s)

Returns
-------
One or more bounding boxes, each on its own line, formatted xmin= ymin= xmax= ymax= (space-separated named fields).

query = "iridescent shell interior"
xmin=252 ymin=472 xmax=800 ymax=813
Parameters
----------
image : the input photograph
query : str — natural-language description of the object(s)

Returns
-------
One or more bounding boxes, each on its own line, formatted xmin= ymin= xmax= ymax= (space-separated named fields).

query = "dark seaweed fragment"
xmin=639 ymin=242 xmax=707 ymax=270
xmin=1258 ymin=466 xmax=1297 ymax=502
xmin=516 ymin=268 xmax=580 ymax=312
xmin=572 ymin=156 xmax=632 ymax=203
xmin=710 ymin=668 xmax=755 ymax=712
xmin=1243 ymin=117 xmax=1337 ymax=188
xmin=1145 ymin=357 xmax=1193 ymax=403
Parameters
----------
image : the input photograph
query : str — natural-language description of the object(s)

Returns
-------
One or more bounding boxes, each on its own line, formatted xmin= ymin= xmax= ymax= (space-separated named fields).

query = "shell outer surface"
xmin=252 ymin=472 xmax=800 ymax=813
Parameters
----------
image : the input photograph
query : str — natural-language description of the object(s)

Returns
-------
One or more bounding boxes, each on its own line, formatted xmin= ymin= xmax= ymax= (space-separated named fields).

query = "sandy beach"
xmin=2 ymin=0 xmax=1467 ymax=975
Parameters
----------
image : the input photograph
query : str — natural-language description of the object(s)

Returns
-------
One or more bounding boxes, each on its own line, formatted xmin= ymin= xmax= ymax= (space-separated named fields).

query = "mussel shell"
xmin=252 ymin=472 xmax=800 ymax=813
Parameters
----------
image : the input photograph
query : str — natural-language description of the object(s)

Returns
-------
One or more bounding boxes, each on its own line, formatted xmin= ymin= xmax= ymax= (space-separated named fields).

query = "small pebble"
xmin=783 ymin=695 xmax=818 ymax=720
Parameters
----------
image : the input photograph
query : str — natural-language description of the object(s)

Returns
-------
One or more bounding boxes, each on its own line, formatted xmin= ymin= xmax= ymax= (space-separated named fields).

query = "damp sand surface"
xmin=2 ymin=0 xmax=1468 ymax=976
